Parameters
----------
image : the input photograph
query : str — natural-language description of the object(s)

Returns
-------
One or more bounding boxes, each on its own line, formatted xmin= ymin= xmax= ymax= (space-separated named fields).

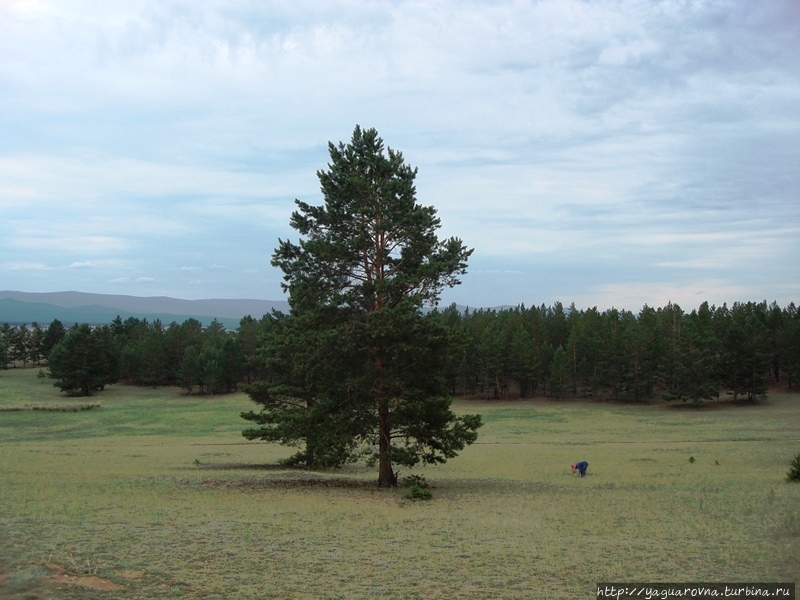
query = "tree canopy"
xmin=242 ymin=125 xmax=482 ymax=486
xmin=47 ymin=324 xmax=117 ymax=396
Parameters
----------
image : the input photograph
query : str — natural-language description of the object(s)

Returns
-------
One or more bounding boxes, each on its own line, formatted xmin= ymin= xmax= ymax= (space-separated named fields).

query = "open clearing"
xmin=1 ymin=368 xmax=798 ymax=599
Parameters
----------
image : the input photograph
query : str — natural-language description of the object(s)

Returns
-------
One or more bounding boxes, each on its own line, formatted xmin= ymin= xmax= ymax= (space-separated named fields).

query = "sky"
xmin=1 ymin=0 xmax=798 ymax=312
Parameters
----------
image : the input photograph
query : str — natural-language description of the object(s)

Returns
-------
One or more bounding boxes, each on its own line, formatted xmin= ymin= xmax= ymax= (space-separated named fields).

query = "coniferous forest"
xmin=2 ymin=299 xmax=798 ymax=405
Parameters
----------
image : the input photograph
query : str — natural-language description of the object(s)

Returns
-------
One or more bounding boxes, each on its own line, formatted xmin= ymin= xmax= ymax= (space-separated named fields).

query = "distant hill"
xmin=0 ymin=291 xmax=290 ymax=328
xmin=0 ymin=290 xmax=508 ymax=329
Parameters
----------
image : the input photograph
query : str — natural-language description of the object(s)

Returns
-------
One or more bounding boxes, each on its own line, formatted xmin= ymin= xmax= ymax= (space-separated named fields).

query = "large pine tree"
xmin=242 ymin=126 xmax=481 ymax=486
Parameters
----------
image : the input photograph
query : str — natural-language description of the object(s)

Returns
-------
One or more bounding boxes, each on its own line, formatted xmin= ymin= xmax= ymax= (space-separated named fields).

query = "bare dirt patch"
xmin=46 ymin=564 xmax=124 ymax=591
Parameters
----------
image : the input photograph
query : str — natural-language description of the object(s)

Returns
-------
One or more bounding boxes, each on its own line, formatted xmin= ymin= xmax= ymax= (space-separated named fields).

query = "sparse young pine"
xmin=242 ymin=125 xmax=482 ymax=485
xmin=404 ymin=485 xmax=433 ymax=501
xmin=787 ymin=452 xmax=800 ymax=482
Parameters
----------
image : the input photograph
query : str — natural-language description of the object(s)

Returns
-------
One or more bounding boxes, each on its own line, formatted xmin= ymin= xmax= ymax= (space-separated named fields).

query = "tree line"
xmin=2 ymin=299 xmax=797 ymax=404
xmin=0 ymin=315 xmax=267 ymax=396
xmin=429 ymin=299 xmax=799 ymax=405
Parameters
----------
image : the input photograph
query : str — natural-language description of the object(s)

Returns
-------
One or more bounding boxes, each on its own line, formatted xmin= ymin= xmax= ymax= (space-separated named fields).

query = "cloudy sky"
xmin=2 ymin=0 xmax=798 ymax=311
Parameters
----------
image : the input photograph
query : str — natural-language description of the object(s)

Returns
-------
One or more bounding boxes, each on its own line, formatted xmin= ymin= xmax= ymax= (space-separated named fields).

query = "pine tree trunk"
xmin=377 ymin=400 xmax=396 ymax=487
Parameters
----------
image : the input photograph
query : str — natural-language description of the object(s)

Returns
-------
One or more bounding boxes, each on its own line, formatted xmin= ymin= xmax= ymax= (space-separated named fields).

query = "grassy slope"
xmin=0 ymin=368 xmax=798 ymax=599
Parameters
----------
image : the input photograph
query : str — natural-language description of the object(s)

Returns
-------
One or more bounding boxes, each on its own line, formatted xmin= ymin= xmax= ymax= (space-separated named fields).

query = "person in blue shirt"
xmin=571 ymin=461 xmax=589 ymax=477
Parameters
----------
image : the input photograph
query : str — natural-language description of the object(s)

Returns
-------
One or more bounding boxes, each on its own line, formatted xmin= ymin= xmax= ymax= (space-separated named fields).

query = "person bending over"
xmin=571 ymin=461 xmax=589 ymax=477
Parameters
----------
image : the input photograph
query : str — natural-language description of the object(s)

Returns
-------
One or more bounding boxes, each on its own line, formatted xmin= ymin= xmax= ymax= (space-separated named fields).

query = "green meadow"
xmin=1 ymin=367 xmax=798 ymax=599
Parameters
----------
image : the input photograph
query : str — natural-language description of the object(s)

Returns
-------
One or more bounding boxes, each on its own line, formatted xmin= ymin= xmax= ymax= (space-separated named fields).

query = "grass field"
xmin=1 ymin=367 xmax=798 ymax=599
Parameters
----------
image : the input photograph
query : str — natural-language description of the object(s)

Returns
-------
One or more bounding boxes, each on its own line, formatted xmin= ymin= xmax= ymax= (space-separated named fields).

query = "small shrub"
xmin=689 ymin=456 xmax=695 ymax=463
xmin=786 ymin=453 xmax=800 ymax=482
xmin=404 ymin=485 xmax=432 ymax=501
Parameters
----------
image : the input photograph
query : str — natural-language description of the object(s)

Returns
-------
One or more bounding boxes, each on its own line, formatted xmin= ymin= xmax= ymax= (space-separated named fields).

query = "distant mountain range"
xmin=0 ymin=291 xmax=290 ymax=329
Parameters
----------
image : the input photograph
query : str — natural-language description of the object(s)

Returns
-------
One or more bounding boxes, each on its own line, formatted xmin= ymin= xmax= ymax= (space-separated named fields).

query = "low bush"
xmin=404 ymin=484 xmax=433 ymax=501
xmin=787 ymin=452 xmax=800 ymax=482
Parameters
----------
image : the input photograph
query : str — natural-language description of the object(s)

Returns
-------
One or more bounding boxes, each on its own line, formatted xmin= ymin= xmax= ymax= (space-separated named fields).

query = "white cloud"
xmin=3 ymin=261 xmax=51 ymax=271
xmin=10 ymin=234 xmax=129 ymax=253
xmin=580 ymin=280 xmax=775 ymax=314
